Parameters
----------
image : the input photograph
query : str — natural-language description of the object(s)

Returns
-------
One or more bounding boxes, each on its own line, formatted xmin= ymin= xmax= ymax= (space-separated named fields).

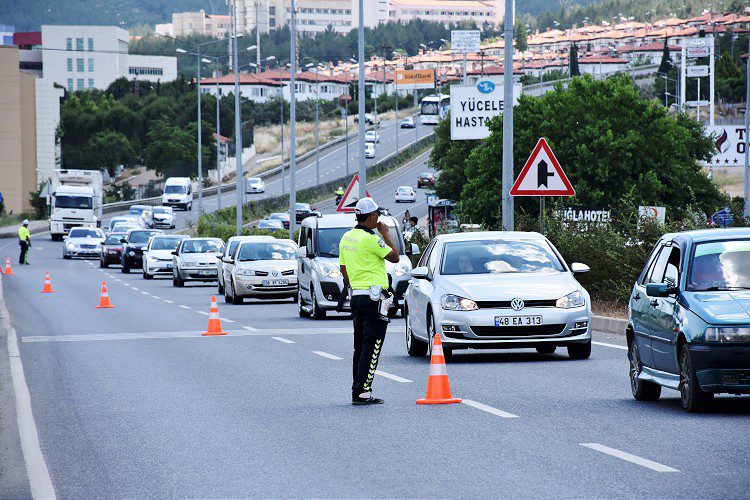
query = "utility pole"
xmin=394 ymin=55 xmax=399 ymax=155
xmin=744 ymin=29 xmax=750 ymax=217
xmin=280 ymin=84 xmax=285 ymax=194
xmin=501 ymin=0 xmax=515 ymax=231
xmin=197 ymin=46 xmax=204 ymax=214
xmin=254 ymin=0 xmax=261 ymax=73
xmin=357 ymin=0 xmax=366 ymax=199
xmin=232 ymin=1 xmax=243 ymax=236
xmin=215 ymin=60 xmax=222 ymax=209
xmin=289 ymin=0 xmax=297 ymax=239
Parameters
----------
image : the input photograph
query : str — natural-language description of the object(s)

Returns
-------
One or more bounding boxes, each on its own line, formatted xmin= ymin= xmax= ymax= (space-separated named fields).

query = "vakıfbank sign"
xmin=450 ymin=81 xmax=522 ymax=140
xmin=394 ymin=69 xmax=435 ymax=89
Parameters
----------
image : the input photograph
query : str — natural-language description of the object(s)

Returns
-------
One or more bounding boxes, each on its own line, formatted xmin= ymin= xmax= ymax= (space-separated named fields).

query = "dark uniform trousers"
xmin=19 ymin=241 xmax=29 ymax=264
xmin=351 ymin=294 xmax=388 ymax=396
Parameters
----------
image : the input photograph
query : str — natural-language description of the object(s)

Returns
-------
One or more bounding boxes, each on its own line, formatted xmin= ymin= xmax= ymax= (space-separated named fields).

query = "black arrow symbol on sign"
xmin=537 ymin=159 xmax=554 ymax=188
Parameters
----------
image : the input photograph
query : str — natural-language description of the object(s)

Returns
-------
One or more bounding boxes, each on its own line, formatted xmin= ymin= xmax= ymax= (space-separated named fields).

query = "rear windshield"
xmin=128 ymin=231 xmax=160 ymax=244
xmin=105 ymin=234 xmax=125 ymax=244
xmin=150 ymin=237 xmax=184 ymax=250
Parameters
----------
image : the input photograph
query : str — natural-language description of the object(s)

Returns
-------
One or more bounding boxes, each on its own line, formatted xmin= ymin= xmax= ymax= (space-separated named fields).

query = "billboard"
xmin=394 ymin=69 xmax=435 ymax=90
xmin=451 ymin=29 xmax=480 ymax=54
xmin=703 ymin=125 xmax=747 ymax=167
xmin=449 ymin=81 xmax=522 ymax=140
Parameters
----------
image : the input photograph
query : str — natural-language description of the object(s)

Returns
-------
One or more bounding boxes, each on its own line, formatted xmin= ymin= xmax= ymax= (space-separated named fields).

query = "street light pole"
xmin=307 ymin=63 xmax=321 ymax=186
xmin=357 ymin=0 xmax=366 ymax=199
xmin=394 ymin=52 xmax=399 ymax=155
xmin=215 ymin=60 xmax=222 ymax=209
xmin=289 ymin=0 xmax=297 ymax=240
xmin=501 ymin=0 xmax=515 ymax=231
xmin=232 ymin=0 xmax=243 ymax=236
xmin=744 ymin=29 xmax=750 ymax=217
xmin=196 ymin=45 xmax=204 ymax=214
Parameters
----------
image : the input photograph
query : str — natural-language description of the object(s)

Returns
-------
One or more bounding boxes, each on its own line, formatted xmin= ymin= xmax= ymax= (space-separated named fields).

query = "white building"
xmin=40 ymin=25 xmax=177 ymax=91
xmin=388 ymin=0 xmax=503 ymax=25
xmin=200 ymin=70 xmax=350 ymax=103
xmin=35 ymin=78 xmax=65 ymax=183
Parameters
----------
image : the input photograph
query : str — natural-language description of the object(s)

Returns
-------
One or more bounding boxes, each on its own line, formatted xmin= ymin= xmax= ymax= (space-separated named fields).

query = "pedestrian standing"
xmin=339 ymin=197 xmax=400 ymax=405
xmin=18 ymin=219 xmax=31 ymax=265
xmin=402 ymin=209 xmax=411 ymax=229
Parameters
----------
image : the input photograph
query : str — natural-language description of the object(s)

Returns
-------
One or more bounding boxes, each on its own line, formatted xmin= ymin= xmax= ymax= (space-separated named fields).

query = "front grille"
xmin=475 ymin=299 xmax=558 ymax=309
xmin=320 ymin=281 xmax=341 ymax=297
xmin=80 ymin=244 xmax=97 ymax=249
xmin=470 ymin=324 xmax=566 ymax=337
xmin=62 ymin=217 xmax=84 ymax=221
xmin=281 ymin=269 xmax=295 ymax=276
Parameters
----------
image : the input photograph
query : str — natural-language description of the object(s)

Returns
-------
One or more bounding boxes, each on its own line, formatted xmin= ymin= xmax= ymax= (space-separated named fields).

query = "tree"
xmin=434 ymin=75 xmax=723 ymax=228
xmin=657 ymin=38 xmax=673 ymax=74
xmin=514 ymin=21 xmax=528 ymax=53
xmin=569 ymin=43 xmax=580 ymax=77
xmin=428 ymin=115 xmax=478 ymax=201
xmin=143 ymin=121 xmax=197 ymax=178
xmin=85 ymin=131 xmax=137 ymax=176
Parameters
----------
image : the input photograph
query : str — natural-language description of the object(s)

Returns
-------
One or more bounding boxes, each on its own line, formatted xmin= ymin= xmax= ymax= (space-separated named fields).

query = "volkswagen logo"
xmin=477 ymin=80 xmax=495 ymax=94
xmin=510 ymin=298 xmax=524 ymax=311
xmin=272 ymin=270 xmax=278 ymax=277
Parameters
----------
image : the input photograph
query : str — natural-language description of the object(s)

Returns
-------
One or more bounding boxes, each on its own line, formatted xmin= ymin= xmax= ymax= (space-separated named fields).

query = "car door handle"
xmin=650 ymin=299 xmax=659 ymax=307
xmin=633 ymin=293 xmax=641 ymax=301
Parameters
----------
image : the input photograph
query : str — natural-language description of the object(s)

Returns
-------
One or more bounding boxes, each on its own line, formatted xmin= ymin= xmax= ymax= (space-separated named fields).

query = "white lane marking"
xmin=242 ymin=325 xmax=259 ymax=332
xmin=36 ymin=247 xmax=44 ymax=250
xmin=462 ymin=399 xmax=519 ymax=419
xmin=114 ymin=279 xmax=121 ymax=282
xmin=131 ymin=287 xmax=139 ymax=291
xmin=313 ymin=351 xmax=343 ymax=360
xmin=221 ymin=318 xmax=235 ymax=323
xmin=151 ymin=295 xmax=161 ymax=299
xmin=375 ymin=370 xmax=412 ymax=383
xmin=593 ymin=341 xmax=628 ymax=351
xmin=179 ymin=305 xmax=191 ymax=309
xmin=197 ymin=311 xmax=209 ymax=316
xmin=272 ymin=336 xmax=295 ymax=344
xmin=0 ymin=273 xmax=57 ymax=498
xmin=580 ymin=443 xmax=679 ymax=473
xmin=141 ymin=291 xmax=149 ymax=295
xmin=163 ymin=300 xmax=174 ymax=303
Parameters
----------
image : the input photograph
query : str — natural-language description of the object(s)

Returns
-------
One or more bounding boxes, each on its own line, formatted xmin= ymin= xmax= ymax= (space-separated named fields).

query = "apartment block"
xmin=171 ymin=10 xmax=231 ymax=37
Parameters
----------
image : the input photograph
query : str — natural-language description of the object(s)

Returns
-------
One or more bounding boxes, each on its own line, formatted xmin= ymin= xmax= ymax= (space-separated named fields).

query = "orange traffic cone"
xmin=95 ymin=281 xmax=114 ymax=308
xmin=417 ymin=334 xmax=462 ymax=405
xmin=202 ymin=295 xmax=228 ymax=336
xmin=40 ymin=271 xmax=55 ymax=293
xmin=3 ymin=258 xmax=13 ymax=275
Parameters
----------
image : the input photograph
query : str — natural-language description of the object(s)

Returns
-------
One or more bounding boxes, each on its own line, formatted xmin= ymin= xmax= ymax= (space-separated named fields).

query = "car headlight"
xmin=441 ymin=294 xmax=478 ymax=311
xmin=556 ymin=290 xmax=586 ymax=309
xmin=128 ymin=251 xmax=135 ymax=256
xmin=320 ymin=264 xmax=341 ymax=279
xmin=704 ymin=327 xmax=750 ymax=342
xmin=238 ymin=269 xmax=257 ymax=276
xmin=394 ymin=263 xmax=411 ymax=277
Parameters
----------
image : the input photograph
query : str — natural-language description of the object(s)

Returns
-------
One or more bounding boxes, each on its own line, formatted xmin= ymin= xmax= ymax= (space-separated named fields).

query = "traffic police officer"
xmin=339 ymin=197 xmax=400 ymax=405
xmin=18 ymin=219 xmax=31 ymax=265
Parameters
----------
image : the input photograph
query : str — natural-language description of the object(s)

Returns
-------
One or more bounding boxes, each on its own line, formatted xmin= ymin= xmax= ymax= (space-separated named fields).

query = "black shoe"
xmin=352 ymin=395 xmax=384 ymax=405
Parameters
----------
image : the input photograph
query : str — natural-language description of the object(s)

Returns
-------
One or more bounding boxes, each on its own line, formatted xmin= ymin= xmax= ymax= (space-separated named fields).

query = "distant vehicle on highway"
xmin=152 ymin=206 xmax=175 ymax=229
xmin=245 ymin=177 xmax=266 ymax=194
xmin=400 ymin=116 xmax=416 ymax=128
xmin=364 ymin=130 xmax=380 ymax=143
xmin=120 ymin=229 xmax=163 ymax=273
xmin=224 ymin=239 xmax=299 ymax=304
xmin=142 ymin=234 xmax=188 ymax=279
xmin=49 ymin=169 xmax=103 ymax=241
xmin=257 ymin=219 xmax=284 ymax=230
xmin=217 ymin=236 xmax=275 ymax=295
xmin=417 ymin=172 xmax=436 ymax=189
xmin=627 ymin=228 xmax=750 ymax=412
xmin=129 ymin=205 xmax=155 ymax=228
xmin=106 ymin=215 xmax=144 ymax=233
xmin=354 ymin=113 xmax=379 ymax=125
xmin=62 ymin=227 xmax=104 ymax=259
xmin=294 ymin=202 xmax=320 ymax=223
xmin=161 ymin=177 xmax=193 ymax=210
xmin=269 ymin=212 xmax=291 ymax=229
xmin=172 ymin=237 xmax=225 ymax=287
xmin=110 ymin=221 xmax=142 ymax=234
xmin=395 ymin=186 xmax=416 ymax=203
xmin=404 ymin=231 xmax=591 ymax=359
xmin=297 ymin=213 xmax=416 ymax=319
xmin=420 ymin=93 xmax=450 ymax=125
xmin=99 ymin=232 xmax=127 ymax=268
xmin=365 ymin=142 xmax=376 ymax=159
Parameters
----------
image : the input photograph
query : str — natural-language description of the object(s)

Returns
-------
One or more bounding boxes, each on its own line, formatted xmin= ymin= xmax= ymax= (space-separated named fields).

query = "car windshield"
xmin=55 ymin=195 xmax=92 ymax=209
xmin=248 ymin=178 xmax=261 ymax=184
xmin=164 ymin=185 xmax=185 ymax=194
xmin=688 ymin=240 xmax=750 ymax=291
xmin=398 ymin=187 xmax=412 ymax=194
xmin=182 ymin=239 xmax=224 ymax=254
xmin=441 ymin=239 xmax=565 ymax=275
xmin=420 ymin=173 xmax=433 ymax=179
xmin=153 ymin=208 xmax=171 ymax=215
xmin=150 ymin=237 xmax=184 ymax=250
xmin=129 ymin=207 xmax=148 ymax=215
xmin=317 ymin=228 xmax=350 ymax=257
xmin=112 ymin=224 xmax=136 ymax=232
xmin=259 ymin=221 xmax=281 ymax=229
xmin=105 ymin=234 xmax=125 ymax=244
xmin=238 ymin=241 xmax=296 ymax=261
xmin=129 ymin=231 xmax=159 ymax=244
xmin=270 ymin=213 xmax=288 ymax=221
xmin=69 ymin=229 xmax=101 ymax=238
xmin=295 ymin=203 xmax=311 ymax=211
xmin=421 ymin=101 xmax=439 ymax=115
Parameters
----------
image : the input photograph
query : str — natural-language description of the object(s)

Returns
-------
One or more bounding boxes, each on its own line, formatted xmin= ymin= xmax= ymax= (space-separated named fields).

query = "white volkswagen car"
xmin=152 ymin=206 xmax=176 ymax=229
xmin=172 ymin=237 xmax=225 ymax=287
xmin=365 ymin=130 xmax=380 ymax=143
xmin=62 ymin=227 xmax=104 ymax=259
xmin=224 ymin=239 xmax=299 ymax=304
xmin=142 ymin=234 xmax=188 ymax=279
xmin=395 ymin=186 xmax=416 ymax=203
xmin=404 ymin=231 xmax=591 ymax=360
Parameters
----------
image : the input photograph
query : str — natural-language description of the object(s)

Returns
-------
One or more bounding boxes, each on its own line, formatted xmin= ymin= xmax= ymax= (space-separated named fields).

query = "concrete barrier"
xmin=591 ymin=315 xmax=627 ymax=336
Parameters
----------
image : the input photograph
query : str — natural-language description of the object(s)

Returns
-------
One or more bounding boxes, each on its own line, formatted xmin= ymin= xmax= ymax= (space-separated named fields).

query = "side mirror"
xmin=171 ymin=250 xmax=178 ymax=256
xmin=410 ymin=243 xmax=420 ymax=255
xmin=411 ymin=266 xmax=431 ymax=280
xmin=298 ymin=247 xmax=308 ymax=258
xmin=120 ymin=238 xmax=127 ymax=244
xmin=571 ymin=262 xmax=590 ymax=274
xmin=646 ymin=283 xmax=678 ymax=297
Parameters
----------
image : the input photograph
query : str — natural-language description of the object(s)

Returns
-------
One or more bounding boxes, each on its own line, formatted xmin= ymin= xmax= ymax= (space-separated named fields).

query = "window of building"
xmin=88 ymin=58 xmax=94 ymax=71
xmin=87 ymin=38 xmax=94 ymax=51
xmin=76 ymin=37 xmax=83 ymax=51
xmin=88 ymin=78 xmax=94 ymax=89
xmin=269 ymin=6 xmax=275 ymax=14
xmin=270 ymin=18 xmax=275 ymax=27
xmin=66 ymin=38 xmax=72 ymax=50
xmin=77 ymin=58 xmax=84 ymax=72
xmin=67 ymin=58 xmax=73 ymax=71
xmin=67 ymin=78 xmax=73 ymax=91
xmin=77 ymin=78 xmax=84 ymax=90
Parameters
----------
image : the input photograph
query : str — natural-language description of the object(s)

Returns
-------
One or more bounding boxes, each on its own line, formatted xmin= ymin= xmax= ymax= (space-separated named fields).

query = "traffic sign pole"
xmin=501 ymin=0 xmax=515 ymax=231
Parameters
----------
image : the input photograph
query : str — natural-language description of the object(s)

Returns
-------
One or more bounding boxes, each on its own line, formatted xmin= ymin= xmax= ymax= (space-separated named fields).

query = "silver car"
xmin=151 ymin=206 xmax=176 ymax=229
xmin=224 ymin=239 xmax=299 ymax=304
xmin=217 ymin=235 xmax=275 ymax=295
xmin=142 ymin=234 xmax=187 ymax=279
xmin=172 ymin=237 xmax=225 ymax=287
xmin=404 ymin=231 xmax=591 ymax=359
xmin=62 ymin=227 xmax=104 ymax=259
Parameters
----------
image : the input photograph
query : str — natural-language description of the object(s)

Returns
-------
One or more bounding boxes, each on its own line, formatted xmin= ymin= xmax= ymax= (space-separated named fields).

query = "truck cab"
xmin=49 ymin=169 xmax=103 ymax=241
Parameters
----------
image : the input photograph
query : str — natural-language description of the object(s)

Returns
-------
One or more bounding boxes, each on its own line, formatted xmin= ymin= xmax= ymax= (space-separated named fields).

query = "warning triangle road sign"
xmin=510 ymin=138 xmax=575 ymax=197
xmin=336 ymin=174 xmax=371 ymax=212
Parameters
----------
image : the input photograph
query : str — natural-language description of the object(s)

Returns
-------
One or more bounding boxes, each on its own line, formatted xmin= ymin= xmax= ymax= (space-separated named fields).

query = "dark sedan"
xmin=269 ymin=212 xmax=291 ymax=229
xmin=120 ymin=229 xmax=163 ymax=273
xmin=417 ymin=172 xmax=436 ymax=189
xmin=99 ymin=232 xmax=127 ymax=268
xmin=294 ymin=203 xmax=320 ymax=223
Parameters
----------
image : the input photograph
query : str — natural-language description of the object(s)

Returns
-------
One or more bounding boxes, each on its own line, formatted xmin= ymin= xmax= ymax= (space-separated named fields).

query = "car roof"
xmin=153 ymin=205 xmax=172 ymax=210
xmin=227 ymin=235 xmax=275 ymax=242
xmin=152 ymin=234 xmax=187 ymax=239
xmin=185 ymin=237 xmax=223 ymax=242
xmin=664 ymin=228 xmax=750 ymax=244
xmin=435 ymin=231 xmax=546 ymax=243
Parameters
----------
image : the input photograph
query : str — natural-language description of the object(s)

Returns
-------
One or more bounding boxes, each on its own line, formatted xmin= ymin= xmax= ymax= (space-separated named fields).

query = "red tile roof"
xmin=615 ymin=42 xmax=679 ymax=53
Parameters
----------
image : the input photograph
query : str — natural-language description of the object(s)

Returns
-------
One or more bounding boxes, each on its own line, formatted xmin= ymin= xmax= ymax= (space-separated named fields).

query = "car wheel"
xmin=218 ymin=278 xmax=224 ymax=295
xmin=224 ymin=279 xmax=233 ymax=303
xmin=231 ymin=280 xmax=244 ymax=305
xmin=122 ymin=265 xmax=130 ymax=274
xmin=425 ymin=312 xmax=451 ymax=359
xmin=143 ymin=269 xmax=152 ymax=280
xmin=405 ymin=304 xmax=427 ymax=357
xmin=63 ymin=253 xmax=71 ymax=260
xmin=311 ymin=288 xmax=326 ymax=320
xmin=298 ymin=290 xmax=309 ymax=317
xmin=679 ymin=344 xmax=713 ymax=412
xmin=173 ymin=271 xmax=183 ymax=287
xmin=628 ymin=339 xmax=661 ymax=401
xmin=536 ymin=345 xmax=556 ymax=355
xmin=567 ymin=340 xmax=591 ymax=360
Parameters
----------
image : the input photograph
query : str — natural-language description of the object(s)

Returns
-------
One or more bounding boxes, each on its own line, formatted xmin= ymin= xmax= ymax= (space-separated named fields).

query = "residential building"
xmin=200 ymin=69 xmax=350 ymax=103
xmin=14 ymin=31 xmax=43 ymax=77
xmin=40 ymin=25 xmax=177 ymax=91
xmin=171 ymin=10 xmax=231 ymax=37
xmin=1 ymin=24 xmax=14 ymax=45
xmin=388 ymin=0 xmax=503 ymax=25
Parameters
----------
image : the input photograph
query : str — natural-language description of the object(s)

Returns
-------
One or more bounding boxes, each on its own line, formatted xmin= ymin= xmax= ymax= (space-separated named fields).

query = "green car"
xmin=627 ymin=228 xmax=750 ymax=412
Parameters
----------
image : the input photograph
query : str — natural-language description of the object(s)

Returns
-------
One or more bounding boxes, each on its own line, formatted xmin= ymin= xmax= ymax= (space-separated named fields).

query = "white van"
xmin=161 ymin=177 xmax=193 ymax=210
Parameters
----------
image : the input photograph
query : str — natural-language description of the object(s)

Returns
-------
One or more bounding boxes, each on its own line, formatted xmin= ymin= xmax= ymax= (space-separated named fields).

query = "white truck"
xmin=49 ymin=169 xmax=103 ymax=241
